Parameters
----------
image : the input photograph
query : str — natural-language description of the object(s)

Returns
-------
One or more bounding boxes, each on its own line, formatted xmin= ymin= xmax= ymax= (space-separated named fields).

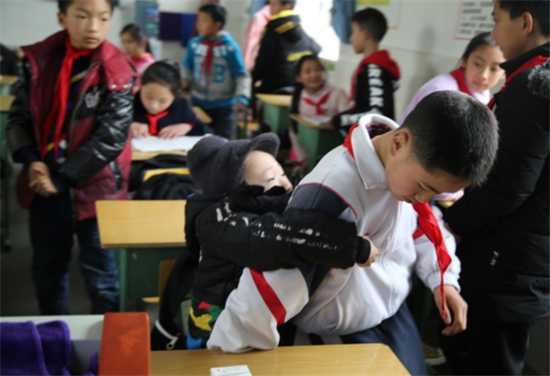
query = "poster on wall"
xmin=454 ymin=0 xmax=495 ymax=40
xmin=356 ymin=0 xmax=402 ymax=29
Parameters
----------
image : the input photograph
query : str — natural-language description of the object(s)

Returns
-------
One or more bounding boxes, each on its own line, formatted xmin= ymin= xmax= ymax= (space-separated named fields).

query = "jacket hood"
xmin=359 ymin=50 xmax=401 ymax=80
xmin=267 ymin=11 xmax=304 ymax=43
xmin=528 ymin=60 xmax=549 ymax=99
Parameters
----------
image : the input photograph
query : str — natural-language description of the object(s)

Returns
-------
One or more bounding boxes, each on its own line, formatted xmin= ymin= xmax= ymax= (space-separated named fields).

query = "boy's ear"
xmin=390 ymin=130 xmax=410 ymax=156
xmin=57 ymin=11 xmax=67 ymax=29
xmin=521 ymin=12 xmax=534 ymax=36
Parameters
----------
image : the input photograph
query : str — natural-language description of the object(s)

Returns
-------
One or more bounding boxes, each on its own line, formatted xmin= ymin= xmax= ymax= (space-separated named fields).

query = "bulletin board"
xmin=356 ymin=0 xmax=403 ymax=29
xmin=454 ymin=0 xmax=495 ymax=40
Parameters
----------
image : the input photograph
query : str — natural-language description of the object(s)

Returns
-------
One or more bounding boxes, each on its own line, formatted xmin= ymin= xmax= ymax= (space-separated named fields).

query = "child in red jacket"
xmin=7 ymin=0 xmax=136 ymax=315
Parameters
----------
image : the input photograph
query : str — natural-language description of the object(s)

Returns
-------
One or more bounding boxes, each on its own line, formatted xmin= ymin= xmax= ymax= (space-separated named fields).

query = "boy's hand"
xmin=131 ymin=122 xmax=150 ymax=138
xmin=158 ymin=124 xmax=192 ymax=139
xmin=236 ymin=102 xmax=246 ymax=112
xmin=356 ymin=235 xmax=380 ymax=267
xmin=28 ymin=161 xmax=50 ymax=184
xmin=30 ymin=174 xmax=58 ymax=197
xmin=433 ymin=285 xmax=468 ymax=336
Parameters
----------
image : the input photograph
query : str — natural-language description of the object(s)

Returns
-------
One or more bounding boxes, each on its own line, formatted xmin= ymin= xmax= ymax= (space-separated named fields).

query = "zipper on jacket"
xmin=109 ymin=160 xmax=123 ymax=193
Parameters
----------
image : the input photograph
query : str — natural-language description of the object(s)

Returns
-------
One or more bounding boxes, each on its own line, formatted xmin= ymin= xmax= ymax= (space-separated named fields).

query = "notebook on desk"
xmin=131 ymin=135 xmax=210 ymax=152
xmin=302 ymin=115 xmax=331 ymax=126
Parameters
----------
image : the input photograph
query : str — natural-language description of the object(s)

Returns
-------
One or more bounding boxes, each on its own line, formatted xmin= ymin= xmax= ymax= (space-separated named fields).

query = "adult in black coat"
xmin=441 ymin=2 xmax=549 ymax=373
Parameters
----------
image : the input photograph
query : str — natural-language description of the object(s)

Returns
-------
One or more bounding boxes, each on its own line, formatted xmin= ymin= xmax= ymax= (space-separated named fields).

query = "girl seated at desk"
xmin=132 ymin=61 xmax=213 ymax=139
xmin=289 ymin=55 xmax=348 ymax=173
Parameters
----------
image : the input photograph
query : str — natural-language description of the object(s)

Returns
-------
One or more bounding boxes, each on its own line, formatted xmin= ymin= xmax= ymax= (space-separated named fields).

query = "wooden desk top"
xmin=0 ymin=95 xmax=15 ymax=112
xmin=96 ymin=200 xmax=186 ymax=248
xmin=0 ymin=75 xmax=19 ymax=86
xmin=151 ymin=344 xmax=409 ymax=375
xmin=256 ymin=94 xmax=291 ymax=107
xmin=192 ymin=106 xmax=212 ymax=123
xmin=290 ymin=114 xmax=334 ymax=131
xmin=132 ymin=149 xmax=187 ymax=161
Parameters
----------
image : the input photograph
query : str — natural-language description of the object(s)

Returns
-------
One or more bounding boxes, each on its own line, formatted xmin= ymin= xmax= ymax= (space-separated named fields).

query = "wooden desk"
xmin=256 ymin=94 xmax=291 ymax=134
xmin=151 ymin=344 xmax=409 ymax=375
xmin=290 ymin=114 xmax=344 ymax=172
xmin=132 ymin=149 xmax=187 ymax=162
xmin=0 ymin=75 xmax=18 ymax=95
xmin=192 ymin=106 xmax=212 ymax=123
xmin=0 ymin=95 xmax=14 ymax=251
xmin=96 ymin=200 xmax=187 ymax=311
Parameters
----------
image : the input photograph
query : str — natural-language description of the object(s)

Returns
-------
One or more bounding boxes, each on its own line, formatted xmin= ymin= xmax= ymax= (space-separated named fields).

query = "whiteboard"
xmin=356 ymin=0 xmax=403 ymax=29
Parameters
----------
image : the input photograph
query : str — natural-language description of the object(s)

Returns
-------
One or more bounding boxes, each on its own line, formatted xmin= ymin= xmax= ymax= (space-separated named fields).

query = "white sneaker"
xmin=423 ymin=343 xmax=446 ymax=366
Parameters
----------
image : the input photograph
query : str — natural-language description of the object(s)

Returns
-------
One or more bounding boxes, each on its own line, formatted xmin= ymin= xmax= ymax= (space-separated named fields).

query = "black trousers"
xmin=439 ymin=310 xmax=535 ymax=375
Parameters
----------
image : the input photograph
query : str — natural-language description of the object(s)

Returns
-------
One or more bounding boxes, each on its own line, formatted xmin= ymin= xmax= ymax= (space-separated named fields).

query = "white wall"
xmin=0 ymin=0 xmax=126 ymax=49
xmin=330 ymin=0 xmax=484 ymax=122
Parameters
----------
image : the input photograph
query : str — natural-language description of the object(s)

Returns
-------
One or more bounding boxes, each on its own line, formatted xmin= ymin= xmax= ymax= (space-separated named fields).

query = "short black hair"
xmin=351 ymin=8 xmax=388 ymax=42
xmin=401 ymin=91 xmax=499 ymax=186
xmin=293 ymin=54 xmax=325 ymax=76
xmin=461 ymin=32 xmax=498 ymax=61
xmin=141 ymin=60 xmax=182 ymax=97
xmin=58 ymin=0 xmax=115 ymax=14
xmin=497 ymin=0 xmax=549 ymax=37
xmin=199 ymin=3 xmax=227 ymax=29
xmin=281 ymin=0 xmax=297 ymax=8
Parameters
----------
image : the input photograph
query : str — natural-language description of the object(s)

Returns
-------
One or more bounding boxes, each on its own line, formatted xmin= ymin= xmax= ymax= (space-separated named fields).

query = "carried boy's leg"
xmin=29 ymin=192 xmax=74 ymax=315
xmin=76 ymin=218 xmax=119 ymax=314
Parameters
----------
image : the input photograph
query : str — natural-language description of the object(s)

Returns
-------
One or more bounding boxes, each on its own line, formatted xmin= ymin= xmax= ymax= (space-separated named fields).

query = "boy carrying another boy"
xmin=253 ymin=0 xmax=321 ymax=94
xmin=207 ymin=91 xmax=499 ymax=375
xmin=332 ymin=7 xmax=400 ymax=133
xmin=7 ymin=0 xmax=136 ymax=314
xmin=151 ymin=133 xmax=376 ymax=350
xmin=182 ymin=3 xmax=251 ymax=139
xmin=442 ymin=1 xmax=549 ymax=373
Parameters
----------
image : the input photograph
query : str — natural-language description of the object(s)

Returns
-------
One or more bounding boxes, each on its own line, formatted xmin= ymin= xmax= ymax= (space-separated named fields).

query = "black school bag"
xmin=133 ymin=173 xmax=201 ymax=200
xmin=129 ymin=154 xmax=189 ymax=192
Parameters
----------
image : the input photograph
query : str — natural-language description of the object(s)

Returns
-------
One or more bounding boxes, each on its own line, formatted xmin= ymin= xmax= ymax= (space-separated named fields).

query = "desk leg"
xmin=298 ymin=123 xmax=344 ymax=172
xmin=1 ymin=111 xmax=11 ymax=251
xmin=117 ymin=249 xmax=129 ymax=312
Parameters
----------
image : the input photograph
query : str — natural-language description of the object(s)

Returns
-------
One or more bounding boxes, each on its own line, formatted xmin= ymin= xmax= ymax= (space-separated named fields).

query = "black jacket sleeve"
xmin=332 ymin=64 xmax=395 ymax=132
xmin=6 ymin=59 xmax=40 ymax=165
xmin=252 ymin=29 xmax=276 ymax=84
xmin=60 ymin=81 xmax=135 ymax=186
xmin=178 ymin=98 xmax=210 ymax=136
xmin=195 ymin=194 xmax=370 ymax=271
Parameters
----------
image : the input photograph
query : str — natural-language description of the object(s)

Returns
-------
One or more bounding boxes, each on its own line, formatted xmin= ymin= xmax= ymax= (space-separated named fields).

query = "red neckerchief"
xmin=302 ymin=92 xmax=330 ymax=115
xmin=488 ymin=55 xmax=549 ymax=110
xmin=350 ymin=50 xmax=401 ymax=103
xmin=131 ymin=52 xmax=153 ymax=65
xmin=343 ymin=123 xmax=451 ymax=319
xmin=449 ymin=67 xmax=474 ymax=96
xmin=145 ymin=110 xmax=169 ymax=135
xmin=41 ymin=38 xmax=93 ymax=159
xmin=200 ymin=39 xmax=224 ymax=86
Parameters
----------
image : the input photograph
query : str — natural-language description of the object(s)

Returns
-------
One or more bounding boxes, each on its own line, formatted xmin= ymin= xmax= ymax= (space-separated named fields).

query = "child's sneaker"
xmin=423 ymin=343 xmax=446 ymax=366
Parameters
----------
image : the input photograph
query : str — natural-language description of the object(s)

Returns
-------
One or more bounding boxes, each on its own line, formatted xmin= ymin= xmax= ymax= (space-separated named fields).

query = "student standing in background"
xmin=7 ymin=0 xmax=136 ymax=315
xmin=120 ymin=23 xmax=155 ymax=92
xmin=182 ymin=3 xmax=251 ymax=139
xmin=443 ymin=1 xmax=549 ymax=373
xmin=241 ymin=1 xmax=271 ymax=71
xmin=332 ymin=8 xmax=400 ymax=133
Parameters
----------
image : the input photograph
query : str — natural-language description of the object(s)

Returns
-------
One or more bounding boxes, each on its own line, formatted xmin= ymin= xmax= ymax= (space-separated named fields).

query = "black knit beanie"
xmin=187 ymin=133 xmax=280 ymax=195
